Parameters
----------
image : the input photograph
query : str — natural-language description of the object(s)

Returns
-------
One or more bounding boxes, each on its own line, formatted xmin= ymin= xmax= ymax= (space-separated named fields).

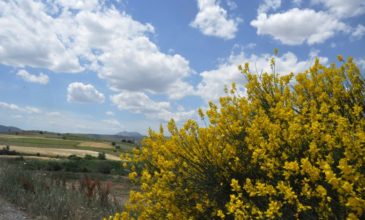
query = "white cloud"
xmin=292 ymin=0 xmax=302 ymax=6
xmin=111 ymin=91 xmax=169 ymax=115
xmin=251 ymin=8 xmax=349 ymax=45
xmin=0 ymin=1 xmax=83 ymax=72
xmin=352 ymin=24 xmax=365 ymax=40
xmin=226 ymin=0 xmax=238 ymax=10
xmin=258 ymin=0 xmax=281 ymax=14
xmin=11 ymin=114 xmax=23 ymax=119
xmin=102 ymin=119 xmax=123 ymax=128
xmin=67 ymin=82 xmax=105 ymax=103
xmin=0 ymin=0 xmax=193 ymax=100
xmin=106 ymin=111 xmax=114 ymax=116
xmin=47 ymin=112 xmax=62 ymax=116
xmin=0 ymin=102 xmax=22 ymax=112
xmin=312 ymin=0 xmax=365 ymax=18
xmin=246 ymin=43 xmax=257 ymax=49
xmin=16 ymin=69 xmax=49 ymax=85
xmin=0 ymin=105 xmax=125 ymax=134
xmin=0 ymin=101 xmax=154 ymax=134
xmin=24 ymin=106 xmax=42 ymax=114
xmin=191 ymin=0 xmax=241 ymax=39
xmin=55 ymin=0 xmax=101 ymax=11
xmin=357 ymin=58 xmax=365 ymax=70
xmin=197 ymin=51 xmax=327 ymax=102
xmin=73 ymin=4 xmax=193 ymax=100
xmin=0 ymin=101 xmax=42 ymax=114
xmin=111 ymin=91 xmax=195 ymax=122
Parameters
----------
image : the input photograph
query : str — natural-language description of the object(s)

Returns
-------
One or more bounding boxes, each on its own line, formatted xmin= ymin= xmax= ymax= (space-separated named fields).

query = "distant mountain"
xmin=116 ymin=131 xmax=143 ymax=138
xmin=0 ymin=124 xmax=22 ymax=133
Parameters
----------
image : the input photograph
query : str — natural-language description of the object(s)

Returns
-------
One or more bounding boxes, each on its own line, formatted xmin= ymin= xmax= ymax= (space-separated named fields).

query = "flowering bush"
xmin=109 ymin=56 xmax=364 ymax=220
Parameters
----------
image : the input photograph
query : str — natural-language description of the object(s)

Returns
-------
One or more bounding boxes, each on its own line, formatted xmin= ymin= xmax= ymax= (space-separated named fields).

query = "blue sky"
xmin=0 ymin=0 xmax=364 ymax=134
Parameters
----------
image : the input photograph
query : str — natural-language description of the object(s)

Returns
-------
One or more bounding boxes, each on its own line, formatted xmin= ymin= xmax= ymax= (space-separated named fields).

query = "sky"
xmin=0 ymin=0 xmax=364 ymax=134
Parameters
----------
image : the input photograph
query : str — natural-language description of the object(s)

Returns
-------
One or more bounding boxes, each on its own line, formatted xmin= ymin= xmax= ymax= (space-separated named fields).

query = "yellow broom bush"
xmin=109 ymin=56 xmax=364 ymax=220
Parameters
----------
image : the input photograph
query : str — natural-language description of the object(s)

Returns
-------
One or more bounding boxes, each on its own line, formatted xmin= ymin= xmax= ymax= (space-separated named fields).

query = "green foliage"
xmin=22 ymin=159 xmax=128 ymax=175
xmin=0 ymin=145 xmax=18 ymax=155
xmin=98 ymin=152 xmax=107 ymax=160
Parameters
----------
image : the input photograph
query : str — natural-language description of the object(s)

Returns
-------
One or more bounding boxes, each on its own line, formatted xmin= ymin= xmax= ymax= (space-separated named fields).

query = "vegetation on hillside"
xmin=109 ymin=56 xmax=364 ymax=219
xmin=0 ymin=160 xmax=123 ymax=220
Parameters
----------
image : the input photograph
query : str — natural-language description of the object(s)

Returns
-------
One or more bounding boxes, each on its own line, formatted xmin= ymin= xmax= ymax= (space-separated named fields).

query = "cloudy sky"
xmin=0 ymin=0 xmax=364 ymax=134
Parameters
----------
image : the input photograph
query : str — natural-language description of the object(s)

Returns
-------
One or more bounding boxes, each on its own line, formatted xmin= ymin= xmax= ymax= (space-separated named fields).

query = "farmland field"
xmin=1 ymin=145 xmax=121 ymax=160
xmin=0 ymin=132 xmax=138 ymax=219
xmin=0 ymin=133 xmax=136 ymax=158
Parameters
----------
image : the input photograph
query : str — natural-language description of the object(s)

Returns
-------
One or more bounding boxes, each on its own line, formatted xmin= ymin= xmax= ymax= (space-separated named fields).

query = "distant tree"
xmin=68 ymin=154 xmax=81 ymax=160
xmin=84 ymin=154 xmax=95 ymax=160
xmin=98 ymin=152 xmax=106 ymax=160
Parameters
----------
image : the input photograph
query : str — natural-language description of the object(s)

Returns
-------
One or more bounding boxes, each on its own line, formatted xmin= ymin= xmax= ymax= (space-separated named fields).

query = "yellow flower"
xmin=105 ymin=56 xmax=365 ymax=220
xmin=217 ymin=209 xmax=225 ymax=219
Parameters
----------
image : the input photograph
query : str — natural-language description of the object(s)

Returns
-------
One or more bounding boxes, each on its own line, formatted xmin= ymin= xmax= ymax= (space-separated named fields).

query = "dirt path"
xmin=0 ymin=196 xmax=32 ymax=220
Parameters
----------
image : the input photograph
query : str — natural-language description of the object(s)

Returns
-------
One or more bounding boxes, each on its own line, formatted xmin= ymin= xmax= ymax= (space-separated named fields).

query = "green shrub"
xmin=98 ymin=152 xmax=106 ymax=160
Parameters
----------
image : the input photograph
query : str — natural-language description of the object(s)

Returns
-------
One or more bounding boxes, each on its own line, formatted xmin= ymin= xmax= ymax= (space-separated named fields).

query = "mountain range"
xmin=0 ymin=124 xmax=22 ymax=133
xmin=0 ymin=124 xmax=143 ymax=139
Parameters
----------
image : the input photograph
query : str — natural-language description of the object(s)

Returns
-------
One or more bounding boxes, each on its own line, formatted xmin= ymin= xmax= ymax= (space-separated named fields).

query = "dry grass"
xmin=0 ymin=134 xmax=55 ymax=140
xmin=0 ymin=134 xmax=34 ymax=139
xmin=77 ymin=141 xmax=113 ymax=149
xmin=0 ymin=145 xmax=120 ymax=161
xmin=0 ymin=162 xmax=124 ymax=220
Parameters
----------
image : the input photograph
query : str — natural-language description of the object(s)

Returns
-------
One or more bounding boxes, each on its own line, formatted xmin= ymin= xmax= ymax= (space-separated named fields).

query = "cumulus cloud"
xmin=197 ymin=51 xmax=328 ymax=102
xmin=352 ymin=24 xmax=365 ymax=40
xmin=72 ymin=4 xmax=193 ymax=100
xmin=311 ymin=0 xmax=365 ymax=18
xmin=258 ymin=0 xmax=281 ymax=14
xmin=0 ymin=1 xmax=83 ymax=72
xmin=111 ymin=91 xmax=195 ymax=122
xmin=55 ymin=0 xmax=101 ymax=11
xmin=0 ymin=0 xmax=193 ymax=99
xmin=67 ymin=82 xmax=105 ymax=103
xmin=251 ymin=8 xmax=349 ymax=45
xmin=16 ymin=69 xmax=49 ymax=85
xmin=226 ymin=0 xmax=238 ymax=10
xmin=191 ymin=0 xmax=241 ymax=39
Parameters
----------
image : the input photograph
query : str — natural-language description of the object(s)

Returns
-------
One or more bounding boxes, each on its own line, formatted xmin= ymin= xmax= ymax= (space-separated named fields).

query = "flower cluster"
xmin=109 ymin=56 xmax=364 ymax=219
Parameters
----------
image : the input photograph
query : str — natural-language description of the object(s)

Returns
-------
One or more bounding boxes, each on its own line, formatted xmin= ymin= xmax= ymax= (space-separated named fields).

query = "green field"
xmin=0 ymin=132 xmax=138 ymax=219
xmin=0 ymin=133 xmax=136 ymax=157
